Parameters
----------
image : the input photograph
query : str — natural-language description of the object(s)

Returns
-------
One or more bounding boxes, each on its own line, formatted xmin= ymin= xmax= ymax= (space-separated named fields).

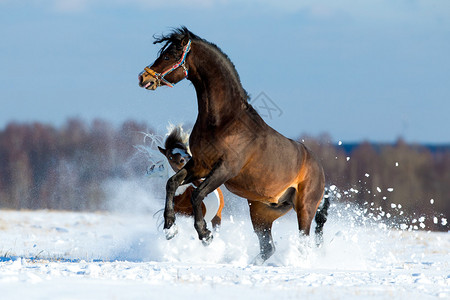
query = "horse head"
xmin=158 ymin=144 xmax=191 ymax=172
xmin=158 ymin=124 xmax=191 ymax=172
xmin=138 ymin=27 xmax=193 ymax=90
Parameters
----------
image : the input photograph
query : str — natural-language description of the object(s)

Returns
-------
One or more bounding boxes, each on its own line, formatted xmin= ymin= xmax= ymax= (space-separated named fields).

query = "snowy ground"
xmin=0 ymin=181 xmax=449 ymax=299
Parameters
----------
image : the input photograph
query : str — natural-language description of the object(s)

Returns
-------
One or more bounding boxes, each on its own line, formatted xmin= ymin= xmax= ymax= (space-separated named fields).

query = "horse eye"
xmin=164 ymin=56 xmax=170 ymax=60
xmin=169 ymin=156 xmax=173 ymax=160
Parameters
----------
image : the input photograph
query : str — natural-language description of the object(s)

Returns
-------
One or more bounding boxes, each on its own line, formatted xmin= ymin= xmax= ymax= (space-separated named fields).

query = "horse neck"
xmin=188 ymin=41 xmax=247 ymax=126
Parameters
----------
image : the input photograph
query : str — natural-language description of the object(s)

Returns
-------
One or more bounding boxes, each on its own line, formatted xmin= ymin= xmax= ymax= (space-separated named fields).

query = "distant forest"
xmin=0 ymin=119 xmax=448 ymax=231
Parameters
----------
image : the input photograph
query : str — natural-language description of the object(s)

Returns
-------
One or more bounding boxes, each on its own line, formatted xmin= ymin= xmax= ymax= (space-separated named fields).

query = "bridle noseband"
xmin=141 ymin=39 xmax=192 ymax=88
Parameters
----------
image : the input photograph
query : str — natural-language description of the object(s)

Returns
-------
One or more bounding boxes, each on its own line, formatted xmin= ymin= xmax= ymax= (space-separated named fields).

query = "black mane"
xmin=153 ymin=26 xmax=199 ymax=54
xmin=164 ymin=126 xmax=188 ymax=151
xmin=154 ymin=26 xmax=249 ymax=103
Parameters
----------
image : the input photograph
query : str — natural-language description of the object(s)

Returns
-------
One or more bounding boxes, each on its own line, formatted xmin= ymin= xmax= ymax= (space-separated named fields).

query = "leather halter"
xmin=141 ymin=40 xmax=191 ymax=88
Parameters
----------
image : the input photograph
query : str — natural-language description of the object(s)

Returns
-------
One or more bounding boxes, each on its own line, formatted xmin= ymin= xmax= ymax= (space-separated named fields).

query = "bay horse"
xmin=138 ymin=27 xmax=329 ymax=264
xmin=158 ymin=125 xmax=224 ymax=229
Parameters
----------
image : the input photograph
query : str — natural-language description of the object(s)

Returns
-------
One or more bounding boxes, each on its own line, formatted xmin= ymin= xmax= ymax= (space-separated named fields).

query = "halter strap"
xmin=143 ymin=39 xmax=192 ymax=88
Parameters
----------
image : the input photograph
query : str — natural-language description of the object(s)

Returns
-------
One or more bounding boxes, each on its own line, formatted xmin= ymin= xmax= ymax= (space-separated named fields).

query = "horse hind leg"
xmin=210 ymin=188 xmax=225 ymax=230
xmin=314 ymin=189 xmax=331 ymax=246
xmin=248 ymin=193 xmax=293 ymax=265
xmin=294 ymin=166 xmax=325 ymax=241
xmin=211 ymin=215 xmax=221 ymax=230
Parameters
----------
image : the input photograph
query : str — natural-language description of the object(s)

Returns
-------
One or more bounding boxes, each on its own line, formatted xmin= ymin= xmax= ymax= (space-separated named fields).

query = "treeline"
xmin=0 ymin=120 xmax=448 ymax=231
xmin=303 ymin=134 xmax=449 ymax=231
xmin=0 ymin=119 xmax=148 ymax=211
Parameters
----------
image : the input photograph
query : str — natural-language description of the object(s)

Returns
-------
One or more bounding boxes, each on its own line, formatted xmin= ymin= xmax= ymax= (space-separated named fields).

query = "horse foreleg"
xmin=248 ymin=200 xmax=292 ymax=265
xmin=191 ymin=161 xmax=231 ymax=245
xmin=164 ymin=168 xmax=188 ymax=239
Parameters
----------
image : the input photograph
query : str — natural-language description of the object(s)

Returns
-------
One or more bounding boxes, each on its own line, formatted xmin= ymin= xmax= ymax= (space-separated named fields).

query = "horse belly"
xmin=225 ymin=177 xmax=298 ymax=205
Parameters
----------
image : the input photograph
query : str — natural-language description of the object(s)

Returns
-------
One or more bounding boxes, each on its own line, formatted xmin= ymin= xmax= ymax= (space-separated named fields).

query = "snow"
xmin=1 ymin=184 xmax=449 ymax=299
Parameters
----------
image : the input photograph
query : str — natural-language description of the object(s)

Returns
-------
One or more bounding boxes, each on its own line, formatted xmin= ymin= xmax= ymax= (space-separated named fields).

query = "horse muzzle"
xmin=138 ymin=74 xmax=158 ymax=90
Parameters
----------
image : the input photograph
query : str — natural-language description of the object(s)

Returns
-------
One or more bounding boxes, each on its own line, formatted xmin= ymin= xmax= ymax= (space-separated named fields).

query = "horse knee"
xmin=166 ymin=176 xmax=180 ymax=192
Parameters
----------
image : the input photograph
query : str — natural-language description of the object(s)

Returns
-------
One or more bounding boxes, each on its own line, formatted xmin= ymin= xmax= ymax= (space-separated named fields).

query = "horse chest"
xmin=189 ymin=138 xmax=224 ymax=169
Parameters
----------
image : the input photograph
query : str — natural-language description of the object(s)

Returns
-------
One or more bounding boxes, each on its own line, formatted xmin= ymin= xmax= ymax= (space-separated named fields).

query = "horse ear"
xmin=180 ymin=36 xmax=190 ymax=47
xmin=180 ymin=29 xmax=191 ymax=46
xmin=177 ymin=26 xmax=194 ymax=48
xmin=158 ymin=146 xmax=166 ymax=155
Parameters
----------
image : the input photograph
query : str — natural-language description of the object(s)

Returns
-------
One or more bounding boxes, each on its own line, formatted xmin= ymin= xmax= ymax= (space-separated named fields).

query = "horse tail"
xmin=314 ymin=187 xmax=331 ymax=246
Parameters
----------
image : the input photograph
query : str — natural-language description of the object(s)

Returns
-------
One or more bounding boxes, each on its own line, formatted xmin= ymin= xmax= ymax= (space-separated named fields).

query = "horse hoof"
xmin=315 ymin=233 xmax=324 ymax=247
xmin=164 ymin=224 xmax=179 ymax=240
xmin=201 ymin=233 xmax=213 ymax=246
xmin=251 ymin=254 xmax=266 ymax=266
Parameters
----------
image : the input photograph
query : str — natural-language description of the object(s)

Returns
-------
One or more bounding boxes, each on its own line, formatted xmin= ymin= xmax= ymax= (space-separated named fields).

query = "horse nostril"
xmin=180 ymin=158 xmax=185 ymax=164
xmin=138 ymin=75 xmax=143 ymax=86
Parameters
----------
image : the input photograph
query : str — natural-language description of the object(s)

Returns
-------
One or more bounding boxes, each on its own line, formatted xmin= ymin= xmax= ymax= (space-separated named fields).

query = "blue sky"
xmin=1 ymin=0 xmax=449 ymax=143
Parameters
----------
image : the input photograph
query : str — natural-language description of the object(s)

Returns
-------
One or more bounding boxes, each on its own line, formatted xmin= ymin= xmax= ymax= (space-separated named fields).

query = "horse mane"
xmin=164 ymin=124 xmax=190 ymax=152
xmin=153 ymin=26 xmax=200 ymax=54
xmin=154 ymin=26 xmax=249 ymax=104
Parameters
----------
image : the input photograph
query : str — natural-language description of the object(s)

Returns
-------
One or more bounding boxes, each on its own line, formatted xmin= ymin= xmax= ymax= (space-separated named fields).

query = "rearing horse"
xmin=139 ymin=27 xmax=328 ymax=264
